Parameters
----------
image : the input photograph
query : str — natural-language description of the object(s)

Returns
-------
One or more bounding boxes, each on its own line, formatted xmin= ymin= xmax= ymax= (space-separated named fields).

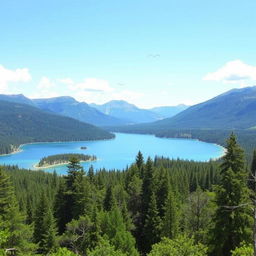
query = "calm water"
xmin=0 ymin=133 xmax=225 ymax=174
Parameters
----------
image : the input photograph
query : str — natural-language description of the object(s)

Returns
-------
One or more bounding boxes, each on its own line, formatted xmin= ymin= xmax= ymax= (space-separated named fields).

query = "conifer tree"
xmin=40 ymin=208 xmax=57 ymax=254
xmin=34 ymin=192 xmax=57 ymax=254
xmin=143 ymin=192 xmax=162 ymax=253
xmin=250 ymin=150 xmax=256 ymax=256
xmin=162 ymin=190 xmax=179 ymax=239
xmin=136 ymin=151 xmax=144 ymax=170
xmin=104 ymin=186 xmax=115 ymax=211
xmin=0 ymin=168 xmax=32 ymax=251
xmin=54 ymin=181 xmax=67 ymax=234
xmin=156 ymin=168 xmax=170 ymax=218
xmin=210 ymin=134 xmax=252 ymax=256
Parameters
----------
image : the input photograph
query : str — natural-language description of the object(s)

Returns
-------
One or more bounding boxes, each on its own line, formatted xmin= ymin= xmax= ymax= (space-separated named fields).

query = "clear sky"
xmin=1 ymin=0 xmax=256 ymax=108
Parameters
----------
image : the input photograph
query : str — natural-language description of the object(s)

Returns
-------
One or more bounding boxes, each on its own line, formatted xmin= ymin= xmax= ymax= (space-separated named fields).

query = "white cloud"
xmin=0 ymin=65 xmax=31 ymax=93
xmin=38 ymin=77 xmax=55 ymax=89
xmin=71 ymin=78 xmax=114 ymax=92
xmin=203 ymin=60 xmax=256 ymax=85
xmin=57 ymin=78 xmax=74 ymax=85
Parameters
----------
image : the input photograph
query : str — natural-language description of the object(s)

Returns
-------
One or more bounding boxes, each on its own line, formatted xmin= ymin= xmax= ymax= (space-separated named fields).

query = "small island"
xmin=34 ymin=153 xmax=96 ymax=169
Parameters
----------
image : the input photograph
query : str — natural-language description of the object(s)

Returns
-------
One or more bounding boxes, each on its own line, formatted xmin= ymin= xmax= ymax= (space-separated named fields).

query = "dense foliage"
xmin=37 ymin=154 xmax=96 ymax=167
xmin=0 ymin=100 xmax=114 ymax=155
xmin=1 ymin=135 xmax=256 ymax=255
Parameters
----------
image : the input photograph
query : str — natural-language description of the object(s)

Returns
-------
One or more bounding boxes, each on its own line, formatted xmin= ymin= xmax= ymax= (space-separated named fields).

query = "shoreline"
xmin=33 ymin=158 xmax=97 ymax=170
xmin=0 ymin=136 xmax=116 ymax=157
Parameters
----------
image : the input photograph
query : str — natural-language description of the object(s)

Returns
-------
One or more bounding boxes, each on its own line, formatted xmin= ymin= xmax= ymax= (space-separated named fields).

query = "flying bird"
xmin=148 ymin=54 xmax=160 ymax=58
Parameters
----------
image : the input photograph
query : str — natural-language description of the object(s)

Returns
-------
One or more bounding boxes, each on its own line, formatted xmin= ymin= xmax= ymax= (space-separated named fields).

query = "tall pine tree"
xmin=210 ymin=134 xmax=252 ymax=256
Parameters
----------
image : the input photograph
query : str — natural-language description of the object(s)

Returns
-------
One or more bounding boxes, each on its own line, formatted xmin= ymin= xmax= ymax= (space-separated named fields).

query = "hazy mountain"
xmin=0 ymin=100 xmax=114 ymax=154
xmin=150 ymin=104 xmax=189 ymax=118
xmin=0 ymin=94 xmax=36 ymax=106
xmin=33 ymin=97 xmax=126 ymax=127
xmin=90 ymin=100 xmax=161 ymax=124
xmin=112 ymin=86 xmax=256 ymax=132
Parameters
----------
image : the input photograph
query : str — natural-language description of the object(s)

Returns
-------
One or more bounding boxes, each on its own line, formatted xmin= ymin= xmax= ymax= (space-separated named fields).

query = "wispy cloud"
xmin=34 ymin=76 xmax=143 ymax=104
xmin=203 ymin=60 xmax=256 ymax=86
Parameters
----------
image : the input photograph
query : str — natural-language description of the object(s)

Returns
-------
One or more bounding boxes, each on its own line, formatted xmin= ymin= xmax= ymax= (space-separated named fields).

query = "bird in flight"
xmin=148 ymin=54 xmax=160 ymax=58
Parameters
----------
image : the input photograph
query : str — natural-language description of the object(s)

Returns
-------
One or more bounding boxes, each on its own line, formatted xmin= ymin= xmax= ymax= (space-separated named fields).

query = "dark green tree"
xmin=162 ymin=190 xmax=179 ymax=239
xmin=104 ymin=186 xmax=116 ymax=211
xmin=210 ymin=134 xmax=252 ymax=256
xmin=143 ymin=192 xmax=162 ymax=253
xmin=136 ymin=151 xmax=144 ymax=170
xmin=34 ymin=192 xmax=57 ymax=254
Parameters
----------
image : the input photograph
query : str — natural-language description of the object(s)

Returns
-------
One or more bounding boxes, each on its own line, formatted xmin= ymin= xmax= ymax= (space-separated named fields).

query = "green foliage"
xmin=231 ymin=244 xmax=253 ymax=256
xmin=99 ymin=207 xmax=139 ymax=256
xmin=2 ymin=146 xmax=256 ymax=255
xmin=162 ymin=190 xmax=179 ymax=239
xmin=210 ymin=134 xmax=252 ymax=256
xmin=148 ymin=236 xmax=208 ymax=256
xmin=185 ymin=187 xmax=215 ymax=243
xmin=33 ymin=192 xmax=57 ymax=254
xmin=49 ymin=247 xmax=76 ymax=256
xmin=87 ymin=238 xmax=128 ymax=256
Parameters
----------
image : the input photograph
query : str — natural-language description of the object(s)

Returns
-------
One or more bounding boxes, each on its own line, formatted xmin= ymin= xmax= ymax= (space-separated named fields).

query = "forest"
xmin=0 ymin=134 xmax=255 ymax=255
xmin=0 ymin=100 xmax=114 ymax=155
xmin=36 ymin=154 xmax=96 ymax=168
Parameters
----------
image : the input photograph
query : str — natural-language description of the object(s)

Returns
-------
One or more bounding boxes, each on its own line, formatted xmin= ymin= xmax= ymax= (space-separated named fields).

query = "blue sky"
xmin=0 ymin=0 xmax=256 ymax=108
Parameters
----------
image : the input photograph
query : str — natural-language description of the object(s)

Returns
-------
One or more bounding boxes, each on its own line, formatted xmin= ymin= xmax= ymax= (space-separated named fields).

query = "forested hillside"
xmin=0 ymin=135 xmax=255 ymax=255
xmin=150 ymin=86 xmax=256 ymax=129
xmin=0 ymin=100 xmax=114 ymax=155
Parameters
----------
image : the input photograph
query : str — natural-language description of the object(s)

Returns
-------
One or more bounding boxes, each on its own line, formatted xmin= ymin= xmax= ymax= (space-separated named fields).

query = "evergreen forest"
xmin=0 ymin=134 xmax=255 ymax=256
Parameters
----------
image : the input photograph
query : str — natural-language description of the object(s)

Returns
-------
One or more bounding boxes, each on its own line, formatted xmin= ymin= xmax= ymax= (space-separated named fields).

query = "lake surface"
xmin=0 ymin=133 xmax=225 ymax=174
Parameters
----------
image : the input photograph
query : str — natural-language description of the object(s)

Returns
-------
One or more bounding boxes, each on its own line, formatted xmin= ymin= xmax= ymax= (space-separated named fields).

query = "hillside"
xmin=33 ymin=96 xmax=126 ymax=127
xmin=0 ymin=100 xmax=114 ymax=154
xmin=91 ymin=100 xmax=161 ymax=124
xmin=114 ymin=86 xmax=256 ymax=131
xmin=0 ymin=94 xmax=36 ymax=106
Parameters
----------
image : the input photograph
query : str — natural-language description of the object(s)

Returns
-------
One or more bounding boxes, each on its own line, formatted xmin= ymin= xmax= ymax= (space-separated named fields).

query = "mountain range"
xmin=0 ymin=94 xmax=186 ymax=127
xmin=90 ymin=100 xmax=162 ymax=124
xmin=112 ymin=86 xmax=256 ymax=133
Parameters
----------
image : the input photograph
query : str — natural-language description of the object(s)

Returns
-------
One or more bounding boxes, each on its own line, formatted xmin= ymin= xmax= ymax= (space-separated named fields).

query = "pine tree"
xmin=34 ymin=192 xmax=57 ymax=254
xmin=88 ymin=165 xmax=95 ymax=183
xmin=162 ymin=190 xmax=179 ymax=239
xmin=40 ymin=208 xmax=57 ymax=254
xmin=143 ymin=192 xmax=162 ymax=253
xmin=156 ymin=168 xmax=170 ymax=218
xmin=54 ymin=158 xmax=88 ymax=234
xmin=139 ymin=158 xmax=155 ymax=252
xmin=54 ymin=181 xmax=67 ymax=234
xmin=250 ymin=150 xmax=256 ymax=256
xmin=210 ymin=134 xmax=252 ymax=256
xmin=0 ymin=168 xmax=32 ymax=251
xmin=136 ymin=151 xmax=144 ymax=170
xmin=104 ymin=186 xmax=116 ymax=211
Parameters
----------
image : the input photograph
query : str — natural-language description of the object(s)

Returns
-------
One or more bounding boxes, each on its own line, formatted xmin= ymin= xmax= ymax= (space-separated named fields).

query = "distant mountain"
xmin=150 ymin=104 xmax=189 ymax=118
xmin=90 ymin=100 xmax=161 ymax=124
xmin=0 ymin=94 xmax=36 ymax=106
xmin=33 ymin=97 xmax=126 ymax=127
xmin=112 ymin=86 xmax=256 ymax=132
xmin=0 ymin=100 xmax=114 ymax=154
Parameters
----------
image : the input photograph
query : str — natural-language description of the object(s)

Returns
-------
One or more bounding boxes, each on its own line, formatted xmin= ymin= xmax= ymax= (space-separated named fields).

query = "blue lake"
xmin=0 ymin=133 xmax=225 ymax=174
